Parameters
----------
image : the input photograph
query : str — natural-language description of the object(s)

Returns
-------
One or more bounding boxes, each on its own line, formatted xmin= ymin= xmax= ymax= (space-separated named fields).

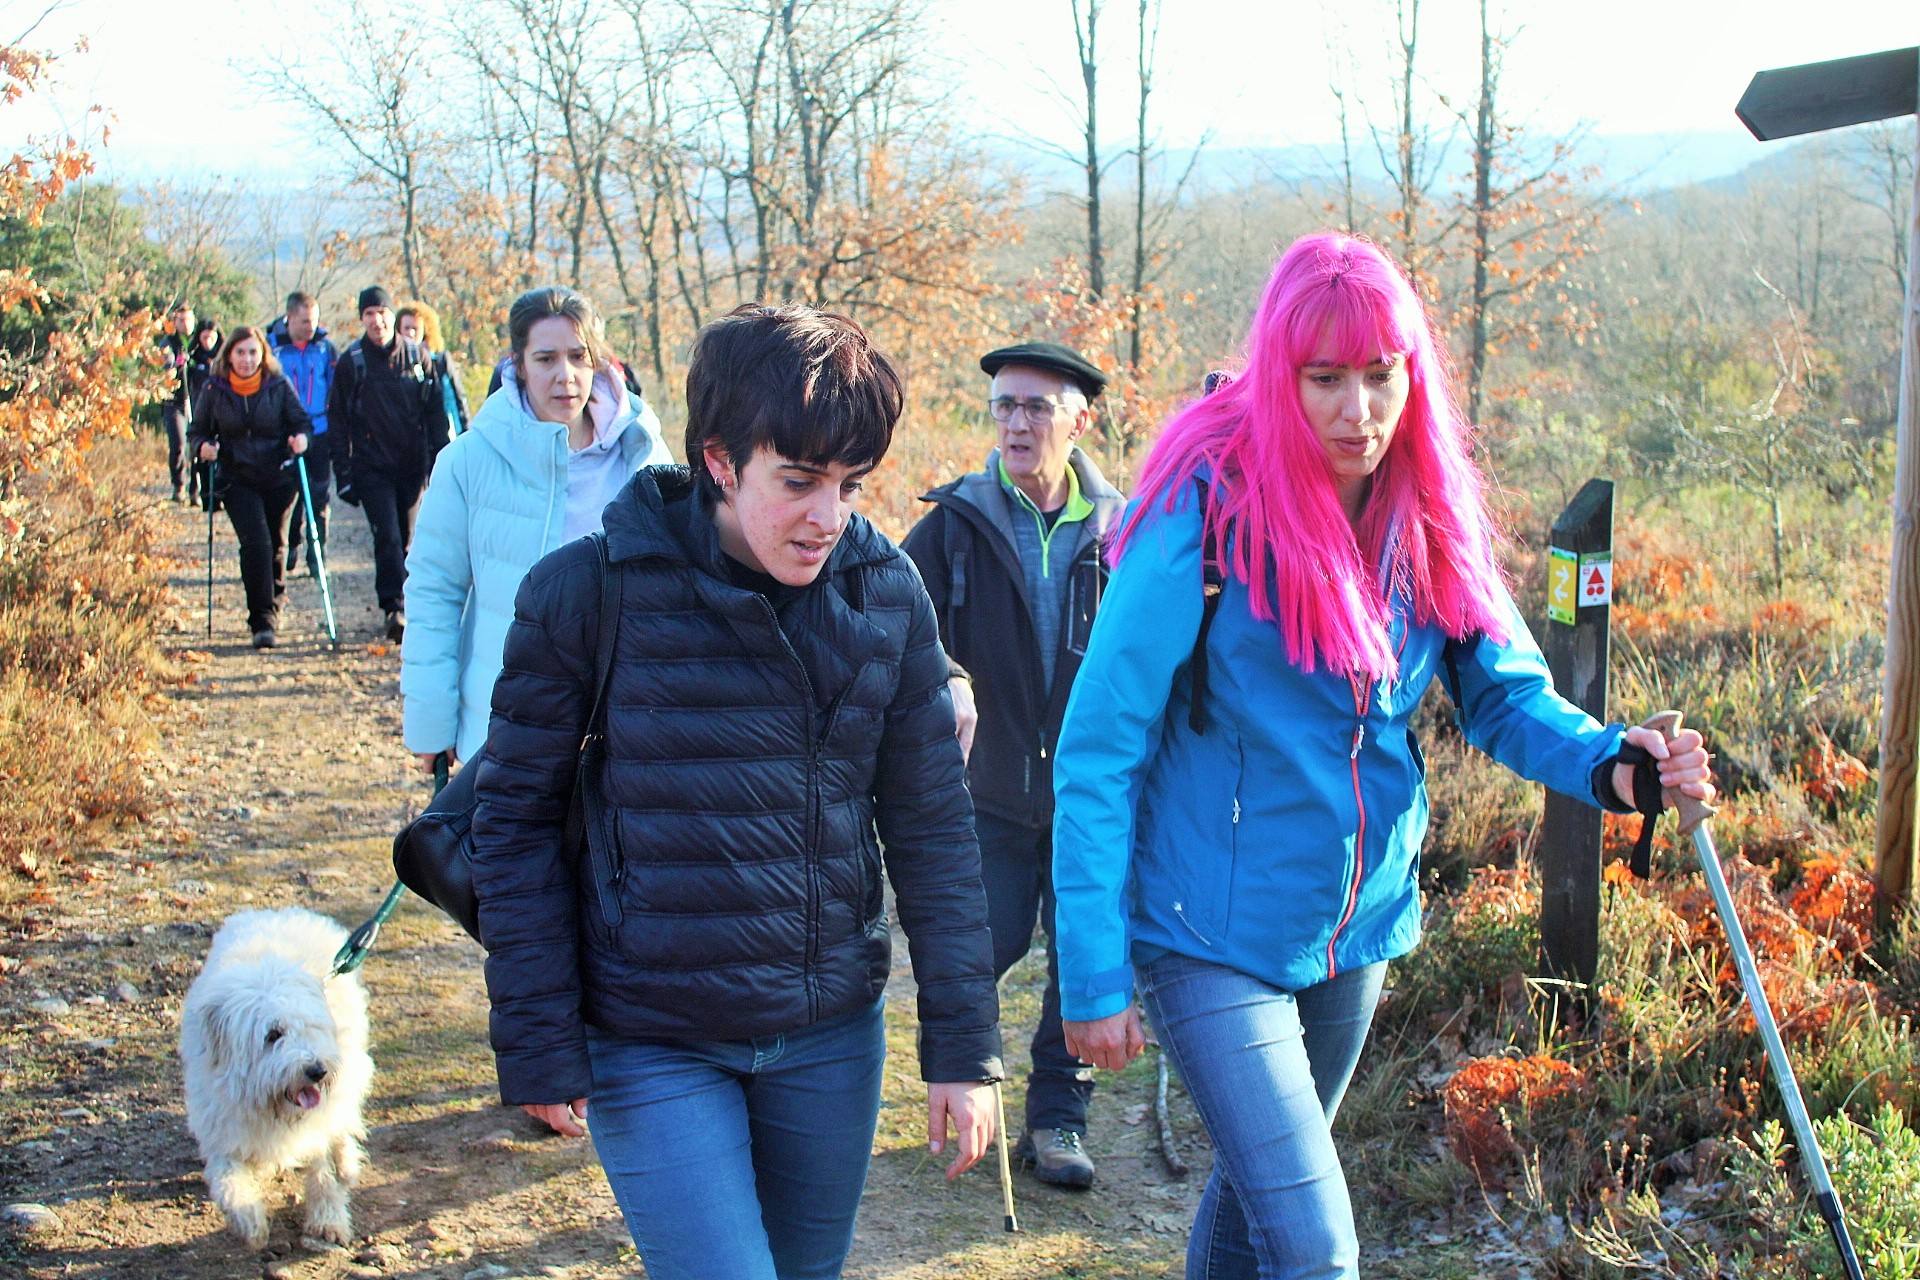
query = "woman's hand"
xmin=926 ymin=1081 xmax=996 ymax=1180
xmin=1062 ymin=1007 xmax=1146 ymax=1072
xmin=289 ymin=433 xmax=308 ymax=456
xmin=1613 ymin=723 xmax=1716 ymax=809
xmin=415 ymin=750 xmax=458 ymax=774
xmin=522 ymin=1099 xmax=588 ymax=1138
xmin=197 ymin=442 xmax=219 ymax=462
xmin=947 ymin=675 xmax=977 ymax=763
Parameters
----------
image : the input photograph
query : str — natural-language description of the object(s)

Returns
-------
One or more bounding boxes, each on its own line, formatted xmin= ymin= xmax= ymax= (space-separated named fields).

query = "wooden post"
xmin=1539 ymin=479 xmax=1613 ymax=987
xmin=1877 ymin=109 xmax=1920 ymax=921
xmin=1736 ymin=48 xmax=1920 ymax=922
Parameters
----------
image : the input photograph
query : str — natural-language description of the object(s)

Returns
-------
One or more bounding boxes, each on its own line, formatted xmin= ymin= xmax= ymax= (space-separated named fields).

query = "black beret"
xmin=980 ymin=341 xmax=1107 ymax=398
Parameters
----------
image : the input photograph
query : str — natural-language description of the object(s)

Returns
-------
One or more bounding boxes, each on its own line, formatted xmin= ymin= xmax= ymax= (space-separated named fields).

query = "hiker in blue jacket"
xmin=1050 ymin=231 xmax=1715 ymax=1280
xmin=400 ymin=285 xmax=670 ymax=777
xmin=271 ymin=291 xmax=338 ymax=576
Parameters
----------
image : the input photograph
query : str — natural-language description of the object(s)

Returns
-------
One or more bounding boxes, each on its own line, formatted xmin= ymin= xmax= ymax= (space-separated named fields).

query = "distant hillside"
xmin=1001 ymin=128 xmax=1799 ymax=200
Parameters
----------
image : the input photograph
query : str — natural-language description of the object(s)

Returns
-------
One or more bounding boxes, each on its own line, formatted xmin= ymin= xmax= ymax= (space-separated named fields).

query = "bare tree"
xmin=1072 ymin=0 xmax=1105 ymax=298
xmin=253 ymin=8 xmax=439 ymax=296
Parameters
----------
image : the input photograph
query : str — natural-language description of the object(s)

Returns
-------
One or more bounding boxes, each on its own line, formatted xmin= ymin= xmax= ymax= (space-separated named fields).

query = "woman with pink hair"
xmin=1049 ymin=231 xmax=1713 ymax=1277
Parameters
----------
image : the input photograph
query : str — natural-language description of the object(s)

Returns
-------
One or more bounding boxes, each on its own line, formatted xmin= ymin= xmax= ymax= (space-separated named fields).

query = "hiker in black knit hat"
xmin=327 ymin=285 xmax=447 ymax=641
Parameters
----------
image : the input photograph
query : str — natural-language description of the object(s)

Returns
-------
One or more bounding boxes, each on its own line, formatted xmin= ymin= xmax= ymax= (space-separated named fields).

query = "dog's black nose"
xmin=304 ymin=1063 xmax=329 ymax=1083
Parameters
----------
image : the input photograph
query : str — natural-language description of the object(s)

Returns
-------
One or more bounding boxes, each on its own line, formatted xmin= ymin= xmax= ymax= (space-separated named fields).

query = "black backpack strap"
xmin=570 ymin=533 xmax=627 ymax=928
xmin=1188 ymin=480 xmax=1227 ymax=735
xmin=1188 ymin=369 xmax=1236 ymax=736
xmin=586 ymin=532 xmax=623 ymax=735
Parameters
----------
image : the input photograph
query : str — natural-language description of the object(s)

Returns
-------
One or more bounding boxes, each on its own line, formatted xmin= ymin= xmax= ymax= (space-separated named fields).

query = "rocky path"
xmin=0 ymin=483 xmax=1208 ymax=1279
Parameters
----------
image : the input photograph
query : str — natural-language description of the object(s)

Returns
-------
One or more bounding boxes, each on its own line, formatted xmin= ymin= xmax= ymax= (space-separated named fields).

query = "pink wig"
xmin=1112 ymin=231 xmax=1508 ymax=679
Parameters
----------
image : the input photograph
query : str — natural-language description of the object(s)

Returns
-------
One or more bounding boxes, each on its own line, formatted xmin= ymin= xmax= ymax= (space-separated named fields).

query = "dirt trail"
xmin=0 ymin=483 xmax=1210 ymax=1278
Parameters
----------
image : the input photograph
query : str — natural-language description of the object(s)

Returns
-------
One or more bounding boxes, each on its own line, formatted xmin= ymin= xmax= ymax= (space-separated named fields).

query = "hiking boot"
xmin=172 ymin=485 xmax=185 ymax=504
xmin=251 ymin=628 xmax=277 ymax=649
xmin=384 ymin=610 xmax=406 ymax=643
xmin=1017 ymin=1127 xmax=1095 ymax=1189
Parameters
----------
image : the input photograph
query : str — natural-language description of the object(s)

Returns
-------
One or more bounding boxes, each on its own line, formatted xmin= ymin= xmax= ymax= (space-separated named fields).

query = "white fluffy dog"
xmin=179 ymin=907 xmax=373 ymax=1249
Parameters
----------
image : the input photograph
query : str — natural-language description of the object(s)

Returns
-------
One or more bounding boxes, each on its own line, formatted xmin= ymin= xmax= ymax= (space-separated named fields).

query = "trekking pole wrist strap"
xmin=1613 ymin=741 xmax=1665 ymax=879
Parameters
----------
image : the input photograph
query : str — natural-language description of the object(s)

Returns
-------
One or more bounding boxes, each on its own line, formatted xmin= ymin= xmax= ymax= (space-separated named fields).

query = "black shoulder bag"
xmin=391 ymin=535 xmax=625 ymax=942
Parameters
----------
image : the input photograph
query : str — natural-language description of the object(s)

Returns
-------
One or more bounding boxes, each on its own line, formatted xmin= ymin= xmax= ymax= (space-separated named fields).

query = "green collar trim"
xmin=997 ymin=454 xmax=1093 ymax=578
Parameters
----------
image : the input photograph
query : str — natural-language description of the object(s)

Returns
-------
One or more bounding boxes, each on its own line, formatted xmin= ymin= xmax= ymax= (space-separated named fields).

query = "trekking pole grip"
xmin=1641 ymin=710 xmax=1717 ymax=836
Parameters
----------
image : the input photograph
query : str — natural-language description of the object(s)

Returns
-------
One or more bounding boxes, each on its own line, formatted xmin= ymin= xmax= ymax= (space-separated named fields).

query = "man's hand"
xmin=926 ymin=1081 xmax=996 ymax=1180
xmin=415 ymin=750 xmax=458 ymax=774
xmin=1062 ymin=1007 xmax=1146 ymax=1072
xmin=948 ymin=675 xmax=977 ymax=763
xmin=289 ymin=433 xmax=308 ymax=456
xmin=522 ymin=1099 xmax=588 ymax=1138
xmin=197 ymin=442 xmax=219 ymax=463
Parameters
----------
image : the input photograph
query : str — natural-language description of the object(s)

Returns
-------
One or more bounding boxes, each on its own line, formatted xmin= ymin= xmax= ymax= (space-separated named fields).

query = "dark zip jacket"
xmin=902 ymin=448 xmax=1127 ymax=831
xmin=471 ymin=467 xmax=1004 ymax=1105
xmin=327 ymin=334 xmax=443 ymax=488
xmin=187 ymin=375 xmax=311 ymax=491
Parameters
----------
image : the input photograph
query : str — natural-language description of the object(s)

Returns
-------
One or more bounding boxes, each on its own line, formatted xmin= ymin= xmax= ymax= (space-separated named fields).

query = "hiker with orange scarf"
xmin=189 ymin=324 xmax=312 ymax=649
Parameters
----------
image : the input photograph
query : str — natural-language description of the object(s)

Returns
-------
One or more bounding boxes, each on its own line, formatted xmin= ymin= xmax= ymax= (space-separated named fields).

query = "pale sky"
xmin=8 ymin=0 xmax=1917 ymax=185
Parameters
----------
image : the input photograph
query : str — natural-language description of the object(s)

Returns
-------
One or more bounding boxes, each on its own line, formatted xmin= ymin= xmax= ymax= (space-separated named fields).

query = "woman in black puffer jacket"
xmin=472 ymin=304 xmax=1003 ymax=1280
xmin=189 ymin=324 xmax=310 ymax=648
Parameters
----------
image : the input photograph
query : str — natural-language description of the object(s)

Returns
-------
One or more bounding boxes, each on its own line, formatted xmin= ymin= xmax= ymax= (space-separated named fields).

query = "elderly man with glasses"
xmin=903 ymin=340 xmax=1127 ymax=1190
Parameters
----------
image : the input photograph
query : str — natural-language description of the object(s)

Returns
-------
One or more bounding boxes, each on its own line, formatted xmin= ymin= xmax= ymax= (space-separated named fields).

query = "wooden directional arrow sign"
xmin=1736 ymin=46 xmax=1917 ymax=140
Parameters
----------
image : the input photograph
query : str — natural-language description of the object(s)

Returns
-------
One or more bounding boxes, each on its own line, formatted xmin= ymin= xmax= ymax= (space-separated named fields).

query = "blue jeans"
xmin=585 ymin=999 xmax=886 ymax=1280
xmin=976 ymin=809 xmax=1092 ymax=1132
xmin=1139 ymin=951 xmax=1388 ymax=1280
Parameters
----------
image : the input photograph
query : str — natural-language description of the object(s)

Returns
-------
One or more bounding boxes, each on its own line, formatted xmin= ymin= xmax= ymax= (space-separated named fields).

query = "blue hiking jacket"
xmin=271 ymin=329 xmax=338 ymax=437
xmin=1051 ymin=485 xmax=1626 ymax=1021
xmin=400 ymin=369 xmax=671 ymax=761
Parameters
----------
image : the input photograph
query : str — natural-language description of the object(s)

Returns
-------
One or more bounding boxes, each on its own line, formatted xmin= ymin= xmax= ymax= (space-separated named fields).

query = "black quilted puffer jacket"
xmin=471 ymin=466 xmax=1004 ymax=1105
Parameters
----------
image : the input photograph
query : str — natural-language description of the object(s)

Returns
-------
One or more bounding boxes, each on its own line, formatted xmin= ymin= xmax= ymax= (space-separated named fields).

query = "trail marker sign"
xmin=1541 ymin=479 xmax=1613 ymax=988
xmin=1737 ymin=48 xmax=1920 ymax=920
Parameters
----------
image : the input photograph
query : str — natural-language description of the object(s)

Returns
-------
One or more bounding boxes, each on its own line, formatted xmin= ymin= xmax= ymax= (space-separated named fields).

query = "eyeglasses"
xmin=988 ymin=395 xmax=1070 ymax=424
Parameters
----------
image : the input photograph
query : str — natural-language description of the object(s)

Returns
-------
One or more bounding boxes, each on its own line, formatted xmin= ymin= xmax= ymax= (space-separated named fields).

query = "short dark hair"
xmin=285 ymin=291 xmax=316 ymax=311
xmin=685 ymin=304 xmax=901 ymax=502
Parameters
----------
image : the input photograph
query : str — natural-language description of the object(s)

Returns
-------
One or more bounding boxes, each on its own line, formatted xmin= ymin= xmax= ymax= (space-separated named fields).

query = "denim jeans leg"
xmin=585 ymin=1001 xmax=886 ymax=1280
xmin=1140 ymin=952 xmax=1385 ymax=1280
xmin=746 ymin=999 xmax=887 ymax=1279
xmin=586 ymin=1033 xmax=780 ymax=1280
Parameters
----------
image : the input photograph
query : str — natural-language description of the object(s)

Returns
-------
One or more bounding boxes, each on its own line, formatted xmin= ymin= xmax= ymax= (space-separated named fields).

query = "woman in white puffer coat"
xmin=401 ymin=286 xmax=672 ymax=772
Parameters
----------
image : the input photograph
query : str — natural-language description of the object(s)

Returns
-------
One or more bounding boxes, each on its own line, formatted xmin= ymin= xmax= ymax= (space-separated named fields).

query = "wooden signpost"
xmin=1540 ymin=479 xmax=1613 ymax=989
xmin=1737 ymin=48 xmax=1920 ymax=923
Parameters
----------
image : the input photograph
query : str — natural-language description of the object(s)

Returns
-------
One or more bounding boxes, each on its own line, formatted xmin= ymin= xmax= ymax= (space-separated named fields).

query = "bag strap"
xmin=1188 ymin=370 xmax=1236 ymax=736
xmin=585 ymin=532 xmax=622 ymax=740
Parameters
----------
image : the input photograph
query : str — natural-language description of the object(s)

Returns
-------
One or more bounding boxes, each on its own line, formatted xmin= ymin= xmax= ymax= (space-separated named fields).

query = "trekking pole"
xmin=204 ymin=459 xmax=217 ymax=639
xmin=294 ymin=455 xmax=338 ymax=646
xmin=1644 ymin=711 xmax=1865 ymax=1280
xmin=993 ymin=1081 xmax=1018 ymax=1232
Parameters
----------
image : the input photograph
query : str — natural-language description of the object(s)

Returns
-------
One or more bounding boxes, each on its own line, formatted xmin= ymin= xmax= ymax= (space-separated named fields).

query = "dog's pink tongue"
xmin=296 ymin=1086 xmax=322 ymax=1110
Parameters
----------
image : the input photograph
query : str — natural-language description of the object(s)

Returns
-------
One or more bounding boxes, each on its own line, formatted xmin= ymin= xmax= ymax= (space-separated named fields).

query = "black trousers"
xmin=162 ymin=406 xmax=188 ymax=493
xmin=977 ymin=808 xmax=1094 ymax=1132
xmin=221 ymin=477 xmax=298 ymax=633
xmin=356 ymin=468 xmax=424 ymax=614
xmin=286 ymin=433 xmax=332 ymax=570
